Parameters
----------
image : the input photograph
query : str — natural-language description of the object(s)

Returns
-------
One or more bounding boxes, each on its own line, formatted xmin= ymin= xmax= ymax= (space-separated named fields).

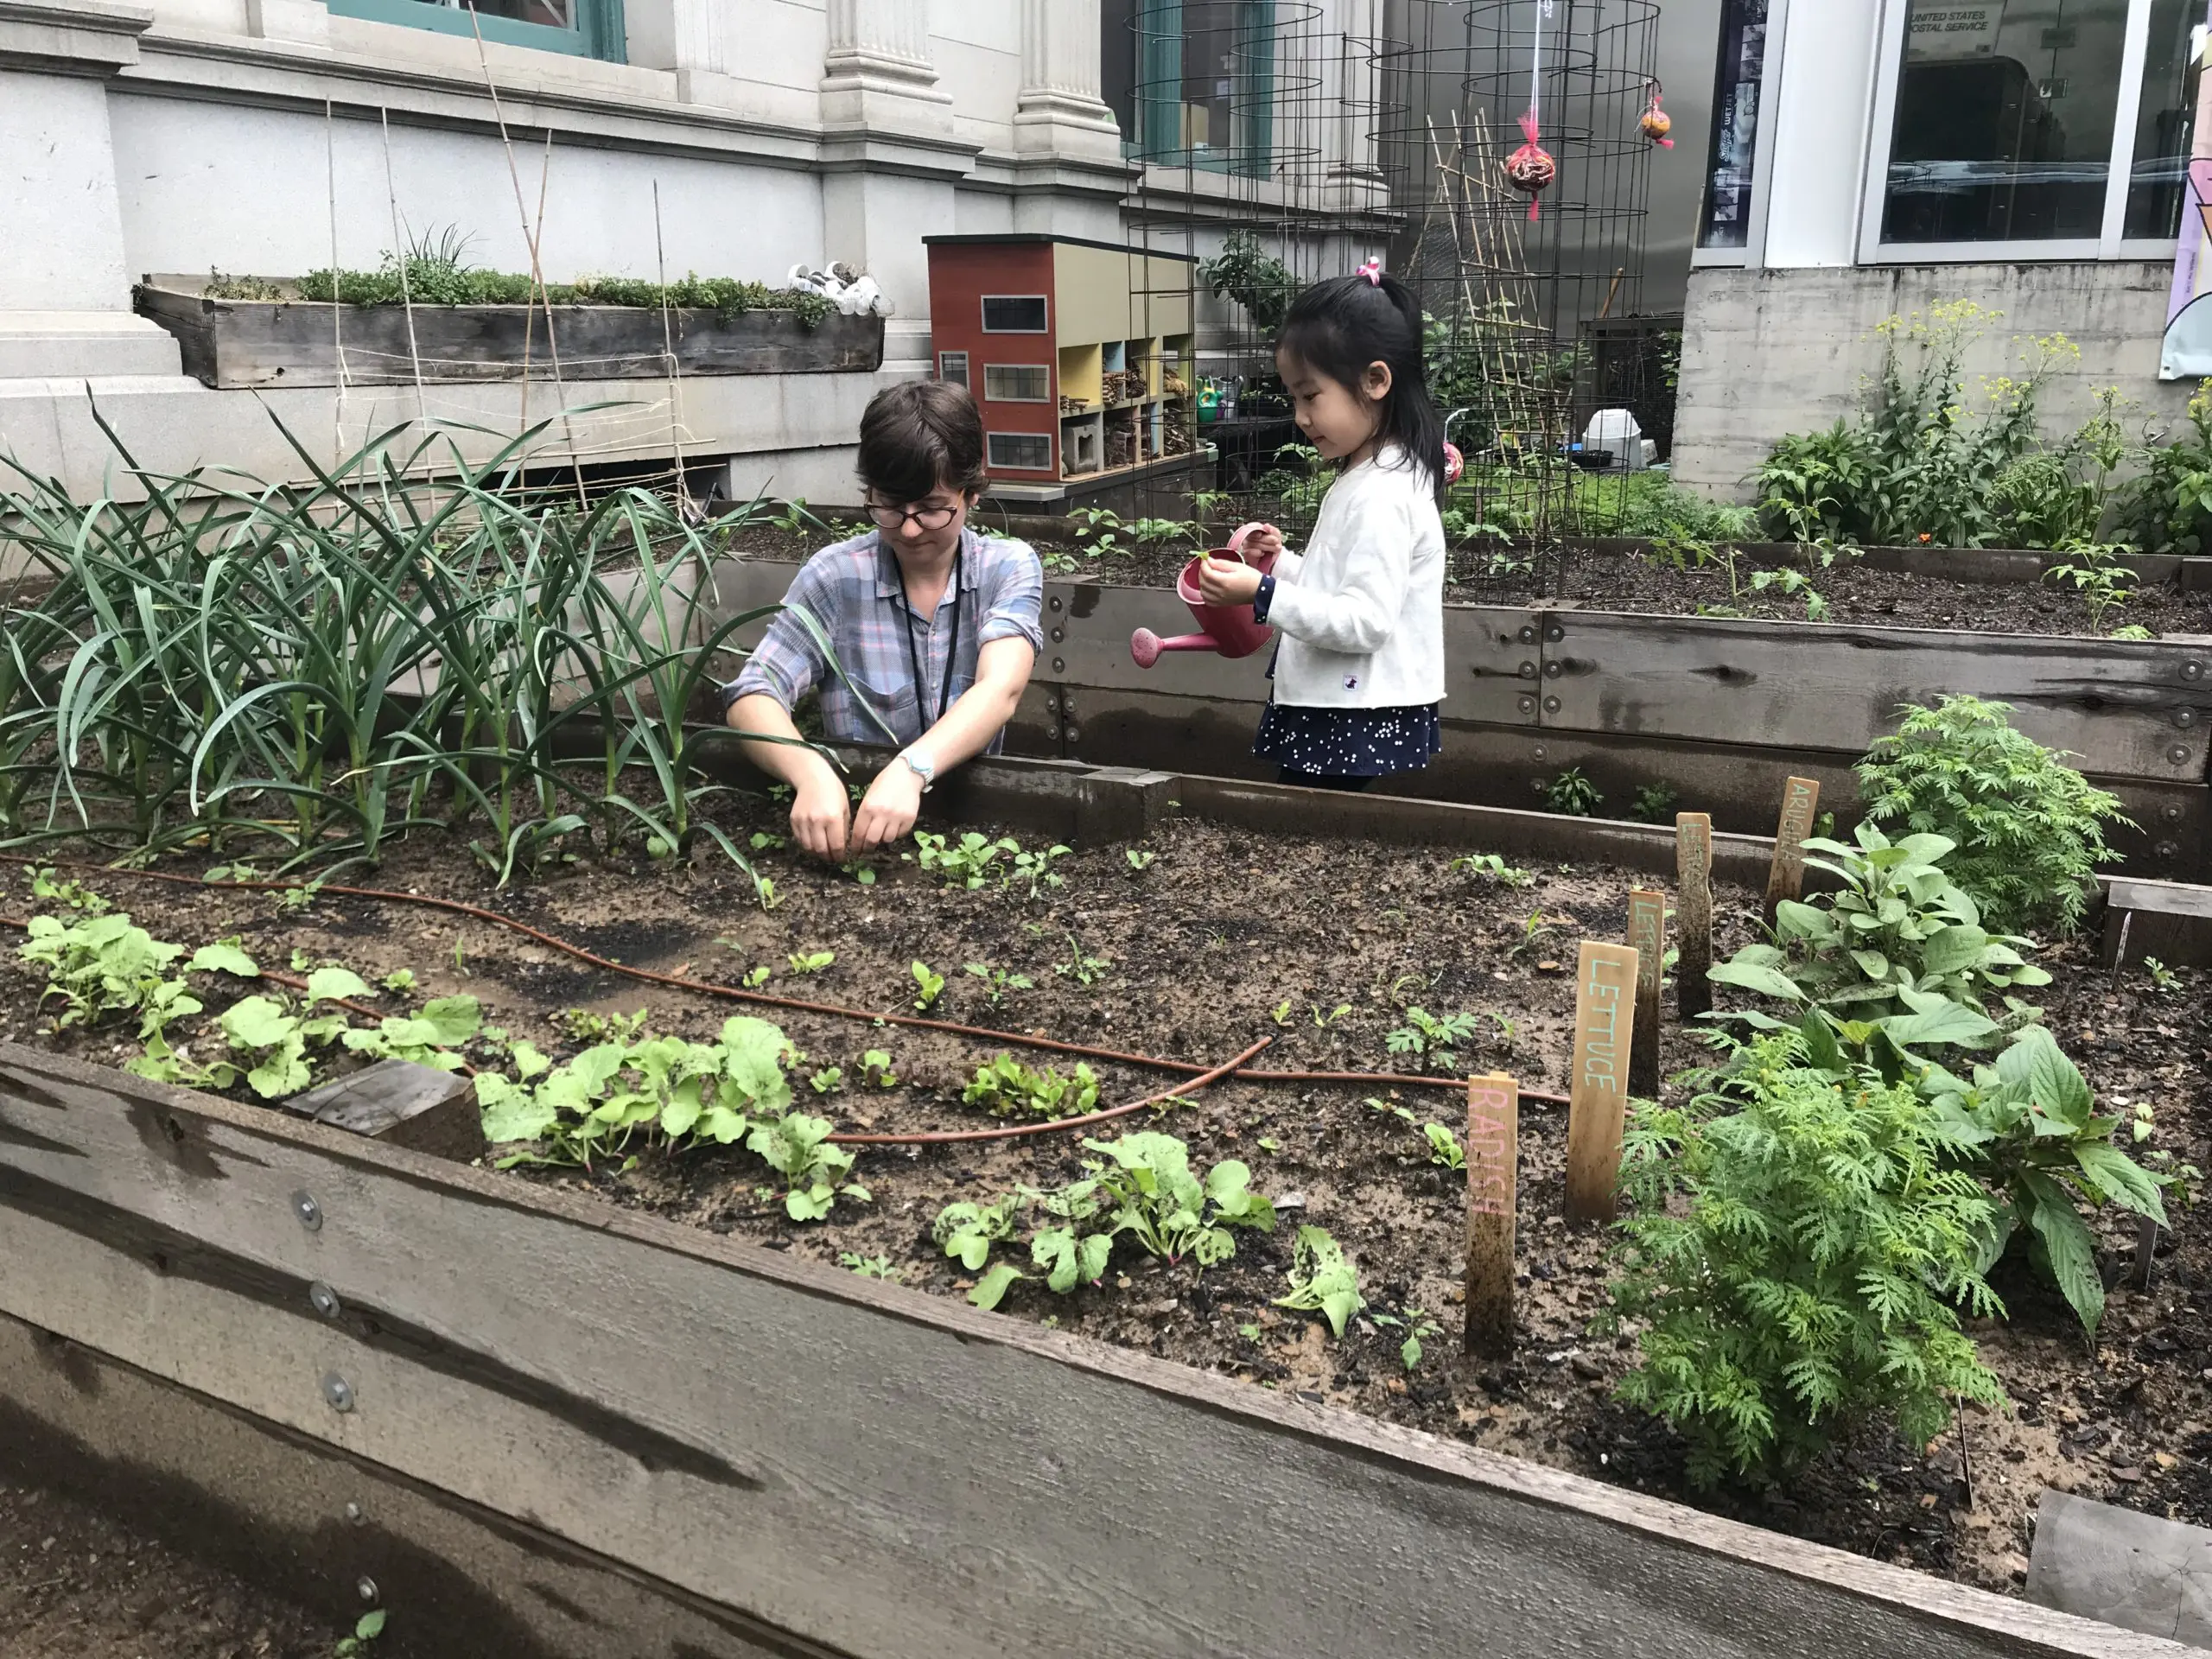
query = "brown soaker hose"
xmin=0 ymin=854 xmax=1569 ymax=1109
xmin=831 ymin=1036 xmax=1273 ymax=1146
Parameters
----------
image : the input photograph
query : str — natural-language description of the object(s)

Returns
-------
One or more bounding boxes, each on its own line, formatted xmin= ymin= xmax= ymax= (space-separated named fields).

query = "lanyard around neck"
xmin=896 ymin=537 xmax=963 ymax=735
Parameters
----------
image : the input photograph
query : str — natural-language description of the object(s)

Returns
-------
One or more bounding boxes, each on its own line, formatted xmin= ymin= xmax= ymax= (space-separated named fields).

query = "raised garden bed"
xmin=2 ymin=763 xmax=2208 ymax=1655
xmin=704 ymin=552 xmax=2212 ymax=882
xmin=134 ymin=276 xmax=886 ymax=390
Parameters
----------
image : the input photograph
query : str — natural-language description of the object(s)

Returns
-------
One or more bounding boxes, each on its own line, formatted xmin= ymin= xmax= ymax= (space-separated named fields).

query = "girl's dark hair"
xmin=1275 ymin=270 xmax=1448 ymax=503
xmin=858 ymin=380 xmax=989 ymax=503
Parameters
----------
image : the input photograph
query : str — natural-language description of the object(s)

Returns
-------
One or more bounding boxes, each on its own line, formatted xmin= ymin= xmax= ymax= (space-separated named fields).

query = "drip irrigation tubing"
xmin=830 ymin=1037 xmax=1273 ymax=1146
xmin=0 ymin=854 xmax=1570 ymax=1108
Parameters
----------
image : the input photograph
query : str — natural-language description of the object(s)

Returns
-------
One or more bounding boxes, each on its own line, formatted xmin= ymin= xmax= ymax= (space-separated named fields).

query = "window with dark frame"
xmin=988 ymin=433 xmax=1055 ymax=471
xmin=984 ymin=365 xmax=1052 ymax=403
xmin=938 ymin=351 xmax=969 ymax=387
xmin=1699 ymin=0 xmax=1769 ymax=250
xmin=982 ymin=296 xmax=1050 ymax=333
xmin=327 ymin=0 xmax=621 ymax=60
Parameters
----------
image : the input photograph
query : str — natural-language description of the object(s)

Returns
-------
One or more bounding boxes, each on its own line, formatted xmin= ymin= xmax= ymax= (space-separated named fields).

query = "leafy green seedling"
xmin=1008 ymin=842 xmax=1073 ymax=899
xmin=1270 ymin=999 xmax=1294 ymax=1027
xmin=1082 ymin=1132 xmax=1275 ymax=1267
xmin=912 ymin=961 xmax=946 ymax=1010
xmin=1312 ymin=1002 xmax=1352 ymax=1027
xmin=335 ymin=1609 xmax=387 ymax=1656
xmin=1256 ymin=1136 xmax=1281 ymax=1153
xmin=914 ymin=830 xmax=1015 ymax=890
xmin=562 ymin=1007 xmax=648 ymax=1044
xmin=969 ymin=1263 xmax=1027 ymax=1311
xmin=1451 ymin=853 xmax=1535 ymax=888
xmin=1055 ymin=935 xmax=1112 ymax=986
xmin=1386 ymin=1008 xmax=1479 ymax=1072
xmin=840 ymin=1253 xmax=903 ymax=1281
xmin=787 ymin=950 xmax=835 ymax=976
xmin=933 ymin=1192 xmax=1022 ymax=1270
xmin=1126 ymin=849 xmax=1158 ymax=873
xmin=1274 ymin=1225 xmax=1364 ymax=1338
xmin=1371 ymin=1307 xmax=1443 ymax=1370
xmin=2142 ymin=957 xmax=2178 ymax=995
xmin=1424 ymin=1122 xmax=1467 ymax=1170
xmin=963 ymin=963 xmax=1033 ymax=1010
xmin=963 ymin=1055 xmax=1100 ymax=1120
xmin=743 ymin=965 xmax=772 ymax=989
xmin=809 ymin=1066 xmax=843 ymax=1095
xmin=861 ymin=1049 xmax=897 ymax=1088
xmin=381 ymin=969 xmax=416 ymax=994
xmin=749 ymin=1111 xmax=868 ymax=1221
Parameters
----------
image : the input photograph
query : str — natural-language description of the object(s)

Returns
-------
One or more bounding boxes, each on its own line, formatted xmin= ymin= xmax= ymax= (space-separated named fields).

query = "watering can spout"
xmin=1128 ymin=522 xmax=1281 ymax=670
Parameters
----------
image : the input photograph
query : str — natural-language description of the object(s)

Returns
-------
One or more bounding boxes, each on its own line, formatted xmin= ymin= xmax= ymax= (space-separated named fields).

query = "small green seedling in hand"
xmin=912 ymin=961 xmax=946 ymax=1010
xmin=1274 ymin=1225 xmax=1364 ymax=1338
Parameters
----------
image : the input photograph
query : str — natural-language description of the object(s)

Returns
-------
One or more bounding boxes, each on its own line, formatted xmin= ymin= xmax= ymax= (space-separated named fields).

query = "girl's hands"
xmin=1195 ymin=555 xmax=1266 ymax=606
xmin=1237 ymin=524 xmax=1285 ymax=562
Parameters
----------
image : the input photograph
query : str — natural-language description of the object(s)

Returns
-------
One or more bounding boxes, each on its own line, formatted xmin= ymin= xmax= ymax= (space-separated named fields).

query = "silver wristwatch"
xmin=898 ymin=748 xmax=936 ymax=791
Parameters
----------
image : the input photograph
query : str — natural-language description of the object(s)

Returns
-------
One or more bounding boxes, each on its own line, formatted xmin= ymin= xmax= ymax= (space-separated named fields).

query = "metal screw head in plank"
xmin=1051 ymin=626 xmax=1065 ymax=643
xmin=2183 ymin=659 xmax=2203 ymax=680
xmin=1544 ymin=661 xmax=1564 ymax=678
xmin=1518 ymin=695 xmax=1536 ymax=715
xmin=321 ymin=1372 xmax=355 ymax=1413
xmin=2171 ymin=745 xmax=2193 ymax=766
xmin=2157 ymin=840 xmax=2180 ymax=860
xmin=308 ymin=1281 xmax=341 ymax=1320
xmin=1544 ymin=625 xmax=1565 ymax=643
xmin=1543 ymin=696 xmax=1561 ymax=714
xmin=2177 ymin=709 xmax=2199 ymax=729
xmin=344 ymin=1502 xmax=365 ymax=1525
xmin=1048 ymin=595 xmax=1063 ymax=613
xmin=1517 ymin=660 xmax=1537 ymax=679
xmin=2167 ymin=803 xmax=2186 ymax=822
xmin=1052 ymin=658 xmax=1065 ymax=675
xmin=358 ymin=1576 xmax=380 ymax=1605
xmin=292 ymin=1191 xmax=322 ymax=1232
xmin=1532 ymin=745 xmax=1548 ymax=762
xmin=1518 ymin=624 xmax=1537 ymax=644
xmin=1065 ymin=724 xmax=1082 ymax=743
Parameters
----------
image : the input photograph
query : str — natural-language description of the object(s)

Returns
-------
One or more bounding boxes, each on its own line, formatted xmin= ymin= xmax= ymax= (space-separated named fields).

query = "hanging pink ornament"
xmin=1640 ymin=80 xmax=1674 ymax=149
xmin=1505 ymin=108 xmax=1555 ymax=222
xmin=1443 ymin=441 xmax=1465 ymax=485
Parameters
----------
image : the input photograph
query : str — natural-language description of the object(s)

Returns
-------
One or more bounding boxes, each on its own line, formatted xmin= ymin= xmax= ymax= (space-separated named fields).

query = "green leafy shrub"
xmin=1084 ymin=1132 xmax=1275 ymax=1266
xmin=1607 ymin=1033 xmax=2006 ymax=1485
xmin=1710 ymin=823 xmax=2048 ymax=1063
xmin=1856 ymin=696 xmax=2130 ymax=932
xmin=2120 ymin=380 xmax=2212 ymax=553
xmin=1198 ymin=231 xmax=1295 ymax=330
xmin=1923 ymin=1026 xmax=2191 ymax=1333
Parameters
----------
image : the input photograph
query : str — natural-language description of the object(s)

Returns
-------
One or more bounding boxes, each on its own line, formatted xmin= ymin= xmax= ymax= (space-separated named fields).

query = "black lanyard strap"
xmin=897 ymin=538 xmax=963 ymax=737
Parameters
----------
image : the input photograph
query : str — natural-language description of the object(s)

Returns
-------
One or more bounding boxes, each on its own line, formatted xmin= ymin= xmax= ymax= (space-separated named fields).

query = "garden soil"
xmin=3 ymin=797 xmax=2209 ymax=1607
xmin=719 ymin=526 xmax=2212 ymax=637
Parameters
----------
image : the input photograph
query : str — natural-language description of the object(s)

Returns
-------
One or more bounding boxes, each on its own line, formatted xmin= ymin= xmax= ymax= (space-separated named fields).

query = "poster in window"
xmin=2164 ymin=6 xmax=2212 ymax=378
xmin=1699 ymin=0 xmax=1769 ymax=250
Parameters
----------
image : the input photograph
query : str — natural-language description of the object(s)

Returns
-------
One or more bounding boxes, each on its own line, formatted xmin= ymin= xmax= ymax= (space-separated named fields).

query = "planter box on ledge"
xmin=133 ymin=276 xmax=886 ymax=390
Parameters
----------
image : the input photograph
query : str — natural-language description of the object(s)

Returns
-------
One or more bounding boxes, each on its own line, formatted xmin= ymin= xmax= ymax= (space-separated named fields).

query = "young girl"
xmin=1196 ymin=261 xmax=1447 ymax=792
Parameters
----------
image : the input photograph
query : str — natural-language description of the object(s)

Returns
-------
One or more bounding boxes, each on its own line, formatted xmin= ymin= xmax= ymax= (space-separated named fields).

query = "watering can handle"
xmin=1225 ymin=521 xmax=1279 ymax=556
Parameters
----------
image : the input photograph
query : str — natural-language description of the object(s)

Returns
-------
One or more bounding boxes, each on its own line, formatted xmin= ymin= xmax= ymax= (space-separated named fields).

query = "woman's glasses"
xmin=867 ymin=502 xmax=961 ymax=532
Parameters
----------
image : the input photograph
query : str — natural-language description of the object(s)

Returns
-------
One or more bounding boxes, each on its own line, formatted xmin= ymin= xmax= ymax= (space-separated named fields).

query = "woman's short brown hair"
xmin=857 ymin=380 xmax=989 ymax=504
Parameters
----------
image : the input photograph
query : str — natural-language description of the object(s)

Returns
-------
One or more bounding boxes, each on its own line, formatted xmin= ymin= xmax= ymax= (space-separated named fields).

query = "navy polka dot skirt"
xmin=1254 ymin=702 xmax=1442 ymax=779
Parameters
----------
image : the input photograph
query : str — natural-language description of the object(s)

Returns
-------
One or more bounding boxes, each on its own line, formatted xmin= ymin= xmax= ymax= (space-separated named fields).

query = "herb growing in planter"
xmin=1855 ymin=696 xmax=2129 ymax=933
xmin=1605 ymin=1033 xmax=2007 ymax=1486
xmin=1920 ymin=1026 xmax=2195 ymax=1334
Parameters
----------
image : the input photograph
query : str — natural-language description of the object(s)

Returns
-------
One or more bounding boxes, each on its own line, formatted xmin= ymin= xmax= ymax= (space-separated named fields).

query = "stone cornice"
xmin=0 ymin=0 xmax=152 ymax=76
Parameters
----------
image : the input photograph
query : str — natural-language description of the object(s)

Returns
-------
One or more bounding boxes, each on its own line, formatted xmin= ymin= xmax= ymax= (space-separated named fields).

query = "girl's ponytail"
xmin=1275 ymin=265 xmax=1449 ymax=504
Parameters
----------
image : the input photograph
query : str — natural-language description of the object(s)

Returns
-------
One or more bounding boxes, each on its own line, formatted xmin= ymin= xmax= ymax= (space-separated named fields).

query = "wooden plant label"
xmin=1763 ymin=775 xmax=1821 ymax=924
xmin=1676 ymin=812 xmax=1713 ymax=1021
xmin=1627 ymin=889 xmax=1665 ymax=1097
xmin=1462 ymin=1072 xmax=1518 ymax=1357
xmin=1566 ymin=941 xmax=1638 ymax=1224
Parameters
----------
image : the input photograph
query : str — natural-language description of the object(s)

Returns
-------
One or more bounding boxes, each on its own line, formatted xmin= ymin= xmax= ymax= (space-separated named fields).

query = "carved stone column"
xmin=820 ymin=0 xmax=950 ymax=132
xmin=1013 ymin=0 xmax=1122 ymax=160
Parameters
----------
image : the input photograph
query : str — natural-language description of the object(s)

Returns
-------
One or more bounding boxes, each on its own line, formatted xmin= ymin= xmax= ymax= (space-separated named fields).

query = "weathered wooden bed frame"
xmin=2 ymin=755 xmax=2204 ymax=1656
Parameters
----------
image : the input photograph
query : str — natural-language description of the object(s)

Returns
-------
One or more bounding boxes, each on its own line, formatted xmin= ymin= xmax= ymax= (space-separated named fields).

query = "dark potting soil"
xmin=0 ymin=1478 xmax=342 ymax=1659
xmin=3 ymin=791 xmax=2209 ymax=1604
xmin=716 ymin=524 xmax=2212 ymax=639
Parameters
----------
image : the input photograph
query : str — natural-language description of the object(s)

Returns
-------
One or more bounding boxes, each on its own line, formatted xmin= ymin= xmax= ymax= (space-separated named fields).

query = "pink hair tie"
xmin=1356 ymin=257 xmax=1383 ymax=286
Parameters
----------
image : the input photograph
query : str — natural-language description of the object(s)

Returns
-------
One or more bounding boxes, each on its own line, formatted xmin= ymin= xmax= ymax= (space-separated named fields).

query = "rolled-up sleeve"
xmin=977 ymin=541 xmax=1046 ymax=652
xmin=725 ymin=562 xmax=836 ymax=712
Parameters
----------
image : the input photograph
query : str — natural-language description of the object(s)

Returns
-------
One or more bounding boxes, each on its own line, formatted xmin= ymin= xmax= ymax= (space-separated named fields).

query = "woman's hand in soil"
xmin=850 ymin=762 xmax=924 ymax=853
xmin=789 ymin=773 xmax=853 ymax=861
xmin=1195 ymin=556 xmax=1265 ymax=607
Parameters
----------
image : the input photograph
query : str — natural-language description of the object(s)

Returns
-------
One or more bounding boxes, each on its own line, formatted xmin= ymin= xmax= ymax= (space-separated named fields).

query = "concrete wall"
xmin=1673 ymin=261 xmax=2194 ymax=497
xmin=1648 ymin=0 xmax=1722 ymax=315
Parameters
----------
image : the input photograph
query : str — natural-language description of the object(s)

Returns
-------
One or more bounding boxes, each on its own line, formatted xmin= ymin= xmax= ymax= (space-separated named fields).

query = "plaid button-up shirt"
xmin=722 ymin=527 xmax=1045 ymax=750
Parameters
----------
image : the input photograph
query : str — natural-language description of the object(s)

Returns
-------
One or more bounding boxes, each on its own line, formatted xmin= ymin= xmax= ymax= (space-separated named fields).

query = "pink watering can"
xmin=1129 ymin=521 xmax=1281 ymax=668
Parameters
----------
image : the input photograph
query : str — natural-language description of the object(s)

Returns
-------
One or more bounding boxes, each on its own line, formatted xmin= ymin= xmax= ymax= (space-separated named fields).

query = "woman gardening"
xmin=721 ymin=382 xmax=1045 ymax=857
xmin=1195 ymin=262 xmax=1448 ymax=792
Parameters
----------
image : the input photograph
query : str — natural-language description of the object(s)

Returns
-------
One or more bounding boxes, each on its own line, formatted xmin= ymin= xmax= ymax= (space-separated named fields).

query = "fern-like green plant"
xmin=1856 ymin=696 xmax=2130 ymax=933
xmin=1605 ymin=1031 xmax=2006 ymax=1487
